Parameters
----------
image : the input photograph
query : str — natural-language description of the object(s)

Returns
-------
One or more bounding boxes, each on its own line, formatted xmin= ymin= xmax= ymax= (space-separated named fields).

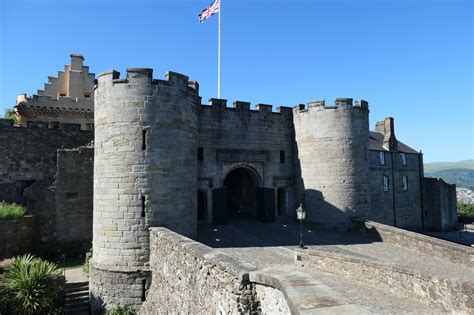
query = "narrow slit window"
xmin=142 ymin=130 xmax=147 ymax=150
xmin=280 ymin=150 xmax=285 ymax=163
xmin=141 ymin=196 xmax=146 ymax=217
xmin=198 ymin=147 xmax=204 ymax=161
xmin=141 ymin=279 xmax=147 ymax=301
xmin=402 ymin=176 xmax=408 ymax=191
xmin=379 ymin=152 xmax=386 ymax=165
xmin=383 ymin=175 xmax=389 ymax=192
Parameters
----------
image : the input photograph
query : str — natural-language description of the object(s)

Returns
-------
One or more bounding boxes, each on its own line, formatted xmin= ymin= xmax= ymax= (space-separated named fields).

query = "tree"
xmin=3 ymin=108 xmax=18 ymax=124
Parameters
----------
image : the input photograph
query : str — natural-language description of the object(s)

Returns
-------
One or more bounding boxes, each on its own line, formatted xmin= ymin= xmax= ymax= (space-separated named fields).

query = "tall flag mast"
xmin=199 ymin=0 xmax=221 ymax=98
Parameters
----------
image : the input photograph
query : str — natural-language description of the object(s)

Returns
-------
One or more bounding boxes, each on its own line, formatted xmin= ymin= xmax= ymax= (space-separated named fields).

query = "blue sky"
xmin=0 ymin=0 xmax=472 ymax=163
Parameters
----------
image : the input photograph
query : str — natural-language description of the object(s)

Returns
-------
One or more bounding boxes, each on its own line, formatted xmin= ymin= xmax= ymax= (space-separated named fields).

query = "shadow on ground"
xmin=196 ymin=214 xmax=382 ymax=249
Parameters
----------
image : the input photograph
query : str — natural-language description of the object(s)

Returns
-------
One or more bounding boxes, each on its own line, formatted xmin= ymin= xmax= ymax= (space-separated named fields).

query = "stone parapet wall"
xmin=140 ymin=227 xmax=290 ymax=314
xmin=298 ymin=247 xmax=473 ymax=313
xmin=0 ymin=216 xmax=38 ymax=258
xmin=353 ymin=220 xmax=473 ymax=266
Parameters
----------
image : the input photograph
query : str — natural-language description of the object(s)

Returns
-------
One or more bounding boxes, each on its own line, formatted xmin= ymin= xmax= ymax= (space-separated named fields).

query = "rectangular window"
xmin=400 ymin=153 xmax=407 ymax=166
xmin=198 ymin=147 xmax=204 ymax=161
xmin=379 ymin=152 xmax=386 ymax=165
xmin=84 ymin=93 xmax=91 ymax=99
xmin=280 ymin=150 xmax=285 ymax=163
xmin=59 ymin=93 xmax=66 ymax=97
xmin=383 ymin=176 xmax=389 ymax=192
xmin=402 ymin=176 xmax=408 ymax=191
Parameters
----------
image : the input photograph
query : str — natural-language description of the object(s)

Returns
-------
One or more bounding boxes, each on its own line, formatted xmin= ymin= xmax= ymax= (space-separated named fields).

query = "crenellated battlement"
xmin=0 ymin=118 xmax=93 ymax=133
xmin=16 ymin=94 xmax=93 ymax=114
xmin=293 ymin=98 xmax=369 ymax=114
xmin=96 ymin=68 xmax=199 ymax=95
xmin=201 ymin=98 xmax=293 ymax=116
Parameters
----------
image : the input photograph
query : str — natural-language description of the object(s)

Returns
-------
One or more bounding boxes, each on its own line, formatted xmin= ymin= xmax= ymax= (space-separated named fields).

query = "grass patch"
xmin=57 ymin=260 xmax=84 ymax=269
xmin=0 ymin=202 xmax=26 ymax=220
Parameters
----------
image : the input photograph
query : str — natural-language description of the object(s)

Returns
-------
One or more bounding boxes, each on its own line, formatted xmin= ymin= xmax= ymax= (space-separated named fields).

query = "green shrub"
xmin=0 ymin=254 xmax=63 ymax=315
xmin=458 ymin=203 xmax=474 ymax=217
xmin=106 ymin=304 xmax=134 ymax=315
xmin=83 ymin=251 xmax=92 ymax=273
xmin=0 ymin=202 xmax=26 ymax=220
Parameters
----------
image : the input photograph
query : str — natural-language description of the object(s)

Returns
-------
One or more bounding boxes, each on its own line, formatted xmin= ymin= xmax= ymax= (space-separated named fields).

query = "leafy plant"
xmin=458 ymin=203 xmax=474 ymax=217
xmin=106 ymin=304 xmax=134 ymax=315
xmin=0 ymin=254 xmax=63 ymax=315
xmin=0 ymin=202 xmax=26 ymax=220
xmin=3 ymin=108 xmax=18 ymax=124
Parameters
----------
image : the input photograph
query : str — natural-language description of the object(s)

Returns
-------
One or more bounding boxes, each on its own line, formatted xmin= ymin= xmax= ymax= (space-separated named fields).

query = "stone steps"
xmin=65 ymin=281 xmax=90 ymax=315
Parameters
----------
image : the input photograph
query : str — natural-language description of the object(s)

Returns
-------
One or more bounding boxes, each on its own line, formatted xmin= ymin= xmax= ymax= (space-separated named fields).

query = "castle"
xmin=0 ymin=55 xmax=459 ymax=312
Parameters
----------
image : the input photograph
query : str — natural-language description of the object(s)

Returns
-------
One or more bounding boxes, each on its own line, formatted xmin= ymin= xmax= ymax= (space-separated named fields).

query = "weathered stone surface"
xmin=0 ymin=215 xmax=39 ymax=258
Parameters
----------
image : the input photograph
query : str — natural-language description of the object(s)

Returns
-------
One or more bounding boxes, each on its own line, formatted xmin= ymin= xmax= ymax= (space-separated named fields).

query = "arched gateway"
xmin=211 ymin=166 xmax=275 ymax=224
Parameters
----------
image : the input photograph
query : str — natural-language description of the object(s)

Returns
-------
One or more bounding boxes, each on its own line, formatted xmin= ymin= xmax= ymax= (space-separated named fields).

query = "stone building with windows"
xmin=14 ymin=54 xmax=94 ymax=130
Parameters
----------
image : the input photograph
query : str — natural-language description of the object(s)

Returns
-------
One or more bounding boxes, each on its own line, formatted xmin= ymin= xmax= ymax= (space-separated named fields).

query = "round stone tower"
xmin=293 ymin=98 xmax=370 ymax=226
xmin=90 ymin=68 xmax=199 ymax=312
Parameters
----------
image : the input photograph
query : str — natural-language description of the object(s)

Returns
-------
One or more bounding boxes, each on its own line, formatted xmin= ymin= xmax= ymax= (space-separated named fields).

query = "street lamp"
xmin=296 ymin=203 xmax=306 ymax=249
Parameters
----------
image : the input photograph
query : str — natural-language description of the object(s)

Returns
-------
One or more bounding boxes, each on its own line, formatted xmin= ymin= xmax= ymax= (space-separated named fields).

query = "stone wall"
xmin=368 ymin=151 xmax=423 ymax=231
xmin=140 ymin=227 xmax=290 ymax=314
xmin=423 ymin=177 xmax=457 ymax=232
xmin=298 ymin=247 xmax=473 ymax=313
xmin=0 ymin=118 xmax=92 ymax=204
xmin=0 ymin=119 xmax=93 ymax=257
xmin=54 ymin=146 xmax=93 ymax=254
xmin=353 ymin=220 xmax=473 ymax=266
xmin=0 ymin=216 xmax=39 ymax=258
xmin=197 ymin=100 xmax=295 ymax=222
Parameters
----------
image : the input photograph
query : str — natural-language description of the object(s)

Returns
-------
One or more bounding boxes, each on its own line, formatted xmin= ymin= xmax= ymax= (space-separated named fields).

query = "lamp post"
xmin=296 ymin=203 xmax=306 ymax=249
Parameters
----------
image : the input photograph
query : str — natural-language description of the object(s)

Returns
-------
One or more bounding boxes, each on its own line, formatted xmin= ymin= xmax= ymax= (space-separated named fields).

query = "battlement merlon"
xmin=293 ymin=98 xmax=369 ymax=113
xmin=95 ymin=69 xmax=199 ymax=93
xmin=204 ymin=99 xmax=292 ymax=115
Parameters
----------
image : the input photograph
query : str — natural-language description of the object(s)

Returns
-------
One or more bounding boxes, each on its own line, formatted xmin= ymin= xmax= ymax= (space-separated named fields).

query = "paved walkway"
xmin=197 ymin=216 xmax=473 ymax=314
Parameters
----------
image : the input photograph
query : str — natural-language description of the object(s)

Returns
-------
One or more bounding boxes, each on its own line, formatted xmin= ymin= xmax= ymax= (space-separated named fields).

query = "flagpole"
xmin=217 ymin=0 xmax=221 ymax=98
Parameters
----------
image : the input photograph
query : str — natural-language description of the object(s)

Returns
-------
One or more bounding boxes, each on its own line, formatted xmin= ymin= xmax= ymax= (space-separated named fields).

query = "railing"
xmin=444 ymin=223 xmax=474 ymax=239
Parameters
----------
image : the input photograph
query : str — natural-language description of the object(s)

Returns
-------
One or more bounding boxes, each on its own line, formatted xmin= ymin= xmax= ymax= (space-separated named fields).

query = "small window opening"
xmin=280 ymin=150 xmax=285 ymax=163
xmin=49 ymin=121 xmax=60 ymax=129
xmin=142 ymin=130 xmax=147 ymax=150
xmin=59 ymin=93 xmax=66 ymax=97
xmin=141 ymin=196 xmax=146 ymax=217
xmin=84 ymin=93 xmax=91 ymax=99
xmin=141 ymin=279 xmax=147 ymax=301
xmin=198 ymin=147 xmax=204 ymax=161
xmin=383 ymin=176 xmax=389 ymax=192
xmin=379 ymin=152 xmax=386 ymax=165
xmin=400 ymin=153 xmax=407 ymax=166
xmin=402 ymin=176 xmax=408 ymax=191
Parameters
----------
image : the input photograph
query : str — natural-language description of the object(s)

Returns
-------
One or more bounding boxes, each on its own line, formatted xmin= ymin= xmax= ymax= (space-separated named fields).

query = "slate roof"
xmin=369 ymin=131 xmax=419 ymax=154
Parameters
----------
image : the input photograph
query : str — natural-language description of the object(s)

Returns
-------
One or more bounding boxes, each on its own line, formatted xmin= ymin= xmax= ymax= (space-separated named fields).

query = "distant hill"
xmin=424 ymin=160 xmax=474 ymax=189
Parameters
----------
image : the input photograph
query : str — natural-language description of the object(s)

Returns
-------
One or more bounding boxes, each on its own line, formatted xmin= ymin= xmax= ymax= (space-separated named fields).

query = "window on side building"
xmin=379 ymin=151 xmax=386 ymax=165
xmin=402 ymin=176 xmax=408 ymax=191
xmin=400 ymin=153 xmax=407 ymax=166
xmin=383 ymin=175 xmax=389 ymax=192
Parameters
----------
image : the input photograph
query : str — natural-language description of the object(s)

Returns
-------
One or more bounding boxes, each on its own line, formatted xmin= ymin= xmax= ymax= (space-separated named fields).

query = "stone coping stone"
xmin=91 ymin=263 xmax=150 ymax=274
xmin=249 ymin=266 xmax=367 ymax=315
xmin=353 ymin=219 xmax=474 ymax=266
xmin=150 ymin=227 xmax=257 ymax=281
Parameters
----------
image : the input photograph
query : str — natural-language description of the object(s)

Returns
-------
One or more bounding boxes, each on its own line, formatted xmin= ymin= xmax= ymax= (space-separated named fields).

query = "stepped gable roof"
xmin=369 ymin=131 xmax=419 ymax=154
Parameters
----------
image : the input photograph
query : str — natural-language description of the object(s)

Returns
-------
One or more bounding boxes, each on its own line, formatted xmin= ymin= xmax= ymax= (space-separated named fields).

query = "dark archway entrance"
xmin=224 ymin=167 xmax=258 ymax=218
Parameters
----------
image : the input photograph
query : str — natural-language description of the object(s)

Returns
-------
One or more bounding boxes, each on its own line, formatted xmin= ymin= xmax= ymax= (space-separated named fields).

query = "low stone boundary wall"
xmin=353 ymin=220 xmax=474 ymax=266
xmin=0 ymin=215 xmax=38 ymax=259
xmin=140 ymin=227 xmax=290 ymax=314
xmin=298 ymin=247 xmax=473 ymax=313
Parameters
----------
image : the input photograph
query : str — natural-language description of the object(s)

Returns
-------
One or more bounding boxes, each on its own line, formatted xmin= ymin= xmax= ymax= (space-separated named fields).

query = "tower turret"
xmin=293 ymin=98 xmax=370 ymax=225
xmin=90 ymin=68 xmax=199 ymax=312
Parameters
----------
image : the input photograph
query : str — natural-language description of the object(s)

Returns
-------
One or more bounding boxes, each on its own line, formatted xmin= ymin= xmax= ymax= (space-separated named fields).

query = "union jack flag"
xmin=198 ymin=0 xmax=220 ymax=23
